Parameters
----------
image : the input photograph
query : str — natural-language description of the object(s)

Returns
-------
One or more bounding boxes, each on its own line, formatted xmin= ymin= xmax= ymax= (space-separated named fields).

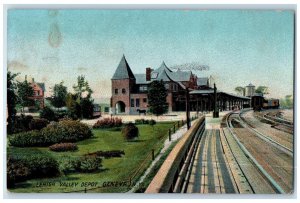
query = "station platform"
xmin=205 ymin=111 xmax=230 ymax=130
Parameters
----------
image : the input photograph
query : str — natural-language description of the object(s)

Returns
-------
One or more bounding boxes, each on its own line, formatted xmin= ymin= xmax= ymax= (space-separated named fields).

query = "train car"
xmin=251 ymin=95 xmax=264 ymax=111
xmin=93 ymin=104 xmax=101 ymax=118
xmin=263 ymin=98 xmax=279 ymax=109
xmin=252 ymin=95 xmax=279 ymax=111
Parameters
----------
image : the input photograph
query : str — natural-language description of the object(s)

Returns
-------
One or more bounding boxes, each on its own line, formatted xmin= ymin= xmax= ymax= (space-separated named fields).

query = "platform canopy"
xmin=189 ymin=89 xmax=250 ymax=100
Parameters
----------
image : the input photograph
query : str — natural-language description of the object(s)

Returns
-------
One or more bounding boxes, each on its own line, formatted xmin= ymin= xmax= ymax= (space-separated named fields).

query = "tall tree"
xmin=50 ymin=81 xmax=68 ymax=110
xmin=17 ymin=78 xmax=34 ymax=113
xmin=7 ymin=71 xmax=19 ymax=134
xmin=234 ymin=86 xmax=245 ymax=96
xmin=285 ymin=95 xmax=293 ymax=109
xmin=255 ymin=86 xmax=269 ymax=95
xmin=72 ymin=75 xmax=94 ymax=119
xmin=65 ymin=93 xmax=81 ymax=119
xmin=148 ymin=80 xmax=168 ymax=116
xmin=73 ymin=75 xmax=93 ymax=102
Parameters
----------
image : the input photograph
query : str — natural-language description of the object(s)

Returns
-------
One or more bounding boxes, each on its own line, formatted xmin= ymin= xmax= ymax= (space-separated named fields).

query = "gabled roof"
xmin=197 ymin=77 xmax=209 ymax=86
xmin=134 ymin=74 xmax=150 ymax=84
xmin=37 ymin=83 xmax=46 ymax=92
xmin=169 ymin=70 xmax=192 ymax=82
xmin=151 ymin=62 xmax=191 ymax=82
xmin=112 ymin=55 xmax=135 ymax=80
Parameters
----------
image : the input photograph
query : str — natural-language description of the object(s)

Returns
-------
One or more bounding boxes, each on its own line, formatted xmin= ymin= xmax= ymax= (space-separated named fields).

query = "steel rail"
xmin=238 ymin=110 xmax=293 ymax=157
xmin=226 ymin=112 xmax=285 ymax=194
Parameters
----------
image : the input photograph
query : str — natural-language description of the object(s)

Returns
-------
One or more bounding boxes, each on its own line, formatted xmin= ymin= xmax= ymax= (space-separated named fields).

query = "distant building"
xmin=245 ymin=83 xmax=255 ymax=97
xmin=28 ymin=78 xmax=45 ymax=109
xmin=110 ymin=55 xmax=209 ymax=114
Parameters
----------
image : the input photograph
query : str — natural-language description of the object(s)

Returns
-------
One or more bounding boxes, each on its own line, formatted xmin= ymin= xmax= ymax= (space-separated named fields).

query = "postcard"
xmin=6 ymin=8 xmax=294 ymax=194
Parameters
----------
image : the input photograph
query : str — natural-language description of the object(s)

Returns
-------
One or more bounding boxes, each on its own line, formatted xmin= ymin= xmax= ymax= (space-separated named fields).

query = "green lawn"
xmin=7 ymin=122 xmax=175 ymax=193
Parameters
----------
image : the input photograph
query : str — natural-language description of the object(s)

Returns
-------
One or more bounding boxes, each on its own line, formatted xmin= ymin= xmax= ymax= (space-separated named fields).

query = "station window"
xmin=172 ymin=84 xmax=178 ymax=92
xmin=136 ymin=99 xmax=140 ymax=107
xmin=143 ymin=98 xmax=147 ymax=103
xmin=164 ymin=84 xmax=169 ymax=90
xmin=131 ymin=99 xmax=134 ymax=107
xmin=139 ymin=85 xmax=148 ymax=92
xmin=122 ymin=88 xmax=126 ymax=94
xmin=115 ymin=89 xmax=118 ymax=95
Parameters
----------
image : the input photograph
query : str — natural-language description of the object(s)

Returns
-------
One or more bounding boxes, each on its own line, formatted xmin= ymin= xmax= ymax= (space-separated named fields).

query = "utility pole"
xmin=186 ymin=87 xmax=191 ymax=129
xmin=213 ymin=83 xmax=219 ymax=118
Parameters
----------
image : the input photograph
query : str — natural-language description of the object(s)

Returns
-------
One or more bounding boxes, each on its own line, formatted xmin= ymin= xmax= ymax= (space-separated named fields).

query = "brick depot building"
xmin=110 ymin=55 xmax=210 ymax=115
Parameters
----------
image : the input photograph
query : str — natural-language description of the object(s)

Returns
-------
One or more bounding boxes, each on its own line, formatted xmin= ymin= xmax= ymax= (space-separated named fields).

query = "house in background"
xmin=110 ymin=55 xmax=209 ymax=114
xmin=28 ymin=78 xmax=45 ymax=110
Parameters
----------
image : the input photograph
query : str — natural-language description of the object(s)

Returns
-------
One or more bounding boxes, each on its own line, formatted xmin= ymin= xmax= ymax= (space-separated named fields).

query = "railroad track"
xmin=227 ymin=111 xmax=293 ymax=193
xmin=254 ymin=111 xmax=293 ymax=134
xmin=239 ymin=110 xmax=293 ymax=156
xmin=175 ymin=111 xmax=286 ymax=194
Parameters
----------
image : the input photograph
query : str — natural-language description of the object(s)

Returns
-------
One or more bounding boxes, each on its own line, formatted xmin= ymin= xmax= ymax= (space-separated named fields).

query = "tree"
xmin=7 ymin=71 xmax=19 ymax=134
xmin=284 ymin=95 xmax=293 ymax=109
xmin=234 ymin=86 xmax=245 ymax=96
xmin=255 ymin=86 xmax=269 ymax=95
xmin=148 ymin=80 xmax=168 ymax=116
xmin=73 ymin=75 xmax=93 ymax=101
xmin=80 ymin=97 xmax=94 ymax=119
xmin=50 ymin=81 xmax=67 ymax=110
xmin=72 ymin=75 xmax=94 ymax=119
xmin=16 ymin=79 xmax=34 ymax=113
xmin=65 ymin=93 xmax=81 ymax=120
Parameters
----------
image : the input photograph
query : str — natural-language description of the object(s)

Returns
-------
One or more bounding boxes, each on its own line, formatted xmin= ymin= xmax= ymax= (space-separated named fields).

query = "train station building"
xmin=111 ymin=55 xmax=250 ymax=115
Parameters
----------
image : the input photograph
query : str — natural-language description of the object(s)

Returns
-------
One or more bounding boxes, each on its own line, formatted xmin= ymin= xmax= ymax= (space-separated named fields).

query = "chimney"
xmin=32 ymin=78 xmax=35 ymax=83
xmin=146 ymin=67 xmax=152 ymax=81
xmin=25 ymin=75 xmax=27 ymax=81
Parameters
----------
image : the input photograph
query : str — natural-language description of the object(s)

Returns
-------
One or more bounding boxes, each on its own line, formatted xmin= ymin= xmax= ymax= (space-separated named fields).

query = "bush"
xmin=93 ymin=117 xmax=122 ymax=129
xmin=87 ymin=150 xmax=125 ymax=158
xmin=49 ymin=143 xmax=78 ymax=152
xmin=121 ymin=123 xmax=139 ymax=140
xmin=7 ymin=154 xmax=59 ymax=187
xmin=149 ymin=119 xmax=156 ymax=126
xmin=59 ymin=156 xmax=102 ymax=173
xmin=134 ymin=119 xmax=156 ymax=125
xmin=135 ymin=119 xmax=148 ymax=124
xmin=40 ymin=107 xmax=57 ymax=121
xmin=29 ymin=118 xmax=49 ymax=130
xmin=78 ymin=156 xmax=102 ymax=172
xmin=9 ymin=120 xmax=93 ymax=147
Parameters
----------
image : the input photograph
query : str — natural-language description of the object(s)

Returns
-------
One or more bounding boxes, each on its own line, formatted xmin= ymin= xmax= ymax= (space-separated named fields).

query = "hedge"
xmin=49 ymin=143 xmax=78 ymax=152
xmin=7 ymin=154 xmax=59 ymax=188
xmin=93 ymin=117 xmax=122 ymax=129
xmin=9 ymin=119 xmax=93 ymax=147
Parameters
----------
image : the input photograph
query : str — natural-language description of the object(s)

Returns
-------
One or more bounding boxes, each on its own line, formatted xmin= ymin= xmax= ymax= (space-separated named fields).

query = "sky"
xmin=7 ymin=9 xmax=294 ymax=102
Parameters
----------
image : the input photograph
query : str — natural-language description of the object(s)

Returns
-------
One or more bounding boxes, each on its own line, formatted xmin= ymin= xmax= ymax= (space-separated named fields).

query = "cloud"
xmin=8 ymin=60 xmax=29 ymax=72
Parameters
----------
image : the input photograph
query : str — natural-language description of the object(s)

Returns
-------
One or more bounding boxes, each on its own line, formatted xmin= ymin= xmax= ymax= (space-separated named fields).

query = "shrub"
xmin=121 ymin=123 xmax=139 ymax=140
xmin=149 ymin=119 xmax=156 ymax=126
xmin=29 ymin=118 xmax=49 ymax=130
xmin=7 ymin=154 xmax=59 ymax=187
xmin=87 ymin=150 xmax=125 ymax=158
xmin=134 ymin=119 xmax=156 ymax=125
xmin=49 ymin=143 xmax=78 ymax=152
xmin=40 ymin=106 xmax=57 ymax=121
xmin=60 ymin=155 xmax=102 ymax=173
xmin=93 ymin=117 xmax=122 ymax=129
xmin=135 ymin=119 xmax=147 ymax=124
xmin=9 ymin=120 xmax=93 ymax=147
xmin=78 ymin=156 xmax=102 ymax=172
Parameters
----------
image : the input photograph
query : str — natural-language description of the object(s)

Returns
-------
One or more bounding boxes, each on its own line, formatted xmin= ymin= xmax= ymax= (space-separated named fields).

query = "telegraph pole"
xmin=213 ymin=83 xmax=219 ymax=118
xmin=186 ymin=87 xmax=191 ymax=129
